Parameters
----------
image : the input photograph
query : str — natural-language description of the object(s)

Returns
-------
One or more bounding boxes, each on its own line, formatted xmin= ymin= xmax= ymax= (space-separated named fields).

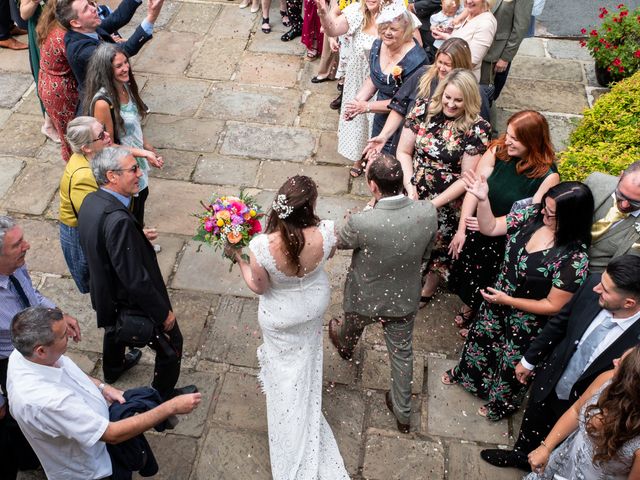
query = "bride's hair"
xmin=266 ymin=175 xmax=320 ymax=267
xmin=585 ymin=346 xmax=640 ymax=464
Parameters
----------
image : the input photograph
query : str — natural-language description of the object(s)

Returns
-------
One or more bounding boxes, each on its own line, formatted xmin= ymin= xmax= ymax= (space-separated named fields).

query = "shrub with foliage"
xmin=558 ymin=71 xmax=640 ymax=181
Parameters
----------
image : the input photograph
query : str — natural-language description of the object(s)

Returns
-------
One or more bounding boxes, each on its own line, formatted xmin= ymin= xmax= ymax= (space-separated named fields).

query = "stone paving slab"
xmin=424 ymin=357 xmax=511 ymax=445
xmin=360 ymin=347 xmax=425 ymax=395
xmin=259 ymin=160 xmax=349 ymax=195
xmin=323 ymin=330 xmax=358 ymax=385
xmin=362 ymin=432 xmax=446 ymax=480
xmin=0 ymin=156 xmax=25 ymax=200
xmin=509 ymin=56 xmax=584 ymax=83
xmin=209 ymin=5 xmax=257 ymax=40
xmin=316 ymin=195 xmax=369 ymax=224
xmin=516 ymin=37 xmax=546 ymax=58
xmin=0 ymin=114 xmax=47 ymax=157
xmin=135 ymin=433 xmax=199 ymax=480
xmin=546 ymin=39 xmax=593 ymax=62
xmin=301 ymin=61 xmax=342 ymax=96
xmin=497 ymin=78 xmax=588 ymax=115
xmin=172 ymin=240 xmax=255 ymax=296
xmin=150 ymin=149 xmax=201 ymax=181
xmin=315 ymin=131 xmax=352 ymax=166
xmin=16 ymin=89 xmax=43 ymax=116
xmin=187 ymin=37 xmax=247 ymax=80
xmin=248 ymin=27 xmax=307 ymax=55
xmin=168 ymin=3 xmax=221 ymax=35
xmin=199 ymin=83 xmax=301 ymax=126
xmin=0 ymin=73 xmax=32 ymax=108
xmin=21 ymin=219 xmax=68 ymax=276
xmin=133 ymin=31 xmax=202 ymax=76
xmin=0 ymin=46 xmax=31 ymax=74
xmin=0 ymin=108 xmax=11 ymax=128
xmin=221 ymin=121 xmax=316 ymax=161
xmin=194 ymin=153 xmax=261 ymax=187
xmin=169 ymin=289 xmax=216 ymax=357
xmin=236 ymin=52 xmax=302 ymax=88
xmin=366 ymin=389 xmax=422 ymax=434
xmin=196 ymin=426 xmax=271 ymax=479
xmin=211 ymin=370 xmax=268 ymax=432
xmin=447 ymin=443 xmax=523 ymax=480
xmin=143 ymin=114 xmax=224 ymax=152
xmin=142 ymin=76 xmax=211 ymax=116
xmin=154 ymin=233 xmax=187 ymax=283
xmin=200 ymin=296 xmax=261 ymax=367
xmin=300 ymin=92 xmax=341 ymax=131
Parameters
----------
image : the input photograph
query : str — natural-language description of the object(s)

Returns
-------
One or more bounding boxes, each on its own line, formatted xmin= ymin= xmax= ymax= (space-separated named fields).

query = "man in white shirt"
xmin=480 ymin=254 xmax=640 ymax=470
xmin=7 ymin=306 xmax=201 ymax=480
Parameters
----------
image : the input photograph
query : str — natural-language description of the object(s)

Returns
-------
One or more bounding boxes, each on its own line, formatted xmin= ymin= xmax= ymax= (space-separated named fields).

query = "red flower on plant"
xmin=599 ymin=37 xmax=606 ymax=43
xmin=579 ymin=40 xmax=586 ymax=47
xmin=581 ymin=28 xmax=587 ymax=34
xmin=248 ymin=219 xmax=262 ymax=235
xmin=613 ymin=57 xmax=622 ymax=65
xmin=619 ymin=66 xmax=625 ymax=72
xmin=635 ymin=49 xmax=640 ymax=58
xmin=594 ymin=47 xmax=600 ymax=52
xmin=620 ymin=10 xmax=628 ymax=16
xmin=617 ymin=3 xmax=624 ymax=8
xmin=591 ymin=29 xmax=598 ymax=36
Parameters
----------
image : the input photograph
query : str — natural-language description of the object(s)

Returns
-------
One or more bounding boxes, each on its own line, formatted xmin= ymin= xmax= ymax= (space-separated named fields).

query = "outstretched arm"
xmin=226 ymin=246 xmax=270 ymax=295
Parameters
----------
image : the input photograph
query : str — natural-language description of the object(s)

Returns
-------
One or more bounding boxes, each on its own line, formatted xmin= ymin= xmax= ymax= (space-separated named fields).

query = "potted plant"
xmin=580 ymin=4 xmax=640 ymax=87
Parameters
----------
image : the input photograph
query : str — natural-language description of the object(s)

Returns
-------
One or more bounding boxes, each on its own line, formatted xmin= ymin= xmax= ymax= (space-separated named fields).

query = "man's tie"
xmin=9 ymin=274 xmax=31 ymax=309
xmin=591 ymin=204 xmax=628 ymax=241
xmin=555 ymin=316 xmax=617 ymax=400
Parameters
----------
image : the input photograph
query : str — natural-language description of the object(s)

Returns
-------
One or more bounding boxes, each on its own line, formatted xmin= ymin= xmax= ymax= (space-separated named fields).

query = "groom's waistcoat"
xmin=338 ymin=196 xmax=437 ymax=318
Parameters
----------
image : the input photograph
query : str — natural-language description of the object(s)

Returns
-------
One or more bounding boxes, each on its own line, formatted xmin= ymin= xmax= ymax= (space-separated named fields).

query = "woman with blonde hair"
xmin=526 ymin=346 xmax=640 ymax=479
xmin=342 ymin=2 xmax=426 ymax=173
xmin=227 ymin=176 xmax=349 ymax=479
xmin=316 ymin=0 xmax=386 ymax=168
xmin=448 ymin=110 xmax=559 ymax=333
xmin=396 ymin=68 xmax=491 ymax=305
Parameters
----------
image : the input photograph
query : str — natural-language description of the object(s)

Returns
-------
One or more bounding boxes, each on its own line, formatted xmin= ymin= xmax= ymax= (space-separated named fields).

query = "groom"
xmin=330 ymin=153 xmax=437 ymax=433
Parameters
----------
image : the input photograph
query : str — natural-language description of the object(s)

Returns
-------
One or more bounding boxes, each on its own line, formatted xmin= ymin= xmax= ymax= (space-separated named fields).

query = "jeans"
xmin=59 ymin=223 xmax=90 ymax=294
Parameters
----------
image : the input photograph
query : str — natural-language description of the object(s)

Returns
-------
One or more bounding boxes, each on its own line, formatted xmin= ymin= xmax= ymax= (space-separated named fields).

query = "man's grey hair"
xmin=621 ymin=161 xmax=640 ymax=181
xmin=0 ymin=216 xmax=17 ymax=253
xmin=11 ymin=307 xmax=64 ymax=357
xmin=92 ymin=146 xmax=131 ymax=186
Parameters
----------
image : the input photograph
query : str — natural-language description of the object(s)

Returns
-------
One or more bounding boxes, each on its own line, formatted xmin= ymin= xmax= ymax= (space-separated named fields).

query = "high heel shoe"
xmin=280 ymin=9 xmax=290 ymax=27
xmin=261 ymin=17 xmax=271 ymax=33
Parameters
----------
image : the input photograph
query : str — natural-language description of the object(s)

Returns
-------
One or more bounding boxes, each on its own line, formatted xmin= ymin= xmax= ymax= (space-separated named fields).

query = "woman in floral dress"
xmin=443 ymin=172 xmax=593 ymax=421
xmin=396 ymin=68 xmax=490 ymax=303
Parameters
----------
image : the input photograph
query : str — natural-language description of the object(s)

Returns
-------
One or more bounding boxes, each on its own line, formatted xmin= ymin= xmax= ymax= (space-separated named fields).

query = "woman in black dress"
xmin=443 ymin=173 xmax=593 ymax=421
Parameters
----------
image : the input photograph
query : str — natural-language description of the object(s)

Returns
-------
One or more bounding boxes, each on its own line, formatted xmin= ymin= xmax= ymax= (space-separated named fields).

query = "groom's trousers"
xmin=335 ymin=311 xmax=416 ymax=423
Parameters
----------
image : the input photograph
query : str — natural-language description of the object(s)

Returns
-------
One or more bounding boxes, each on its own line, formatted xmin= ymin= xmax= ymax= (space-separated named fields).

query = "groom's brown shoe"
xmin=328 ymin=318 xmax=353 ymax=361
xmin=385 ymin=391 xmax=410 ymax=434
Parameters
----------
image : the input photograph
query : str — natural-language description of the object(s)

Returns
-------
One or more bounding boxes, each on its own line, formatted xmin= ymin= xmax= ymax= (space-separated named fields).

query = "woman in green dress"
xmin=443 ymin=174 xmax=593 ymax=421
xmin=448 ymin=110 xmax=560 ymax=333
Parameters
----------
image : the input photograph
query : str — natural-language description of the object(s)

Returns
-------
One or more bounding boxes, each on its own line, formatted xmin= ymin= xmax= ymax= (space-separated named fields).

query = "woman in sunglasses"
xmin=83 ymin=43 xmax=163 ymax=226
xmin=59 ymin=116 xmax=112 ymax=293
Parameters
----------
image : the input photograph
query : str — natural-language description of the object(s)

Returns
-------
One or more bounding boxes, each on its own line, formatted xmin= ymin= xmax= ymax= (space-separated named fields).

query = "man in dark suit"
xmin=481 ymin=254 xmax=640 ymax=469
xmin=78 ymin=146 xmax=195 ymax=400
xmin=55 ymin=0 xmax=163 ymax=92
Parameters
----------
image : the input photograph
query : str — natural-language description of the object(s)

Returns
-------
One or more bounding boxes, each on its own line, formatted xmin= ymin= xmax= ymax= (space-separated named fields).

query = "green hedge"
xmin=558 ymin=71 xmax=640 ymax=181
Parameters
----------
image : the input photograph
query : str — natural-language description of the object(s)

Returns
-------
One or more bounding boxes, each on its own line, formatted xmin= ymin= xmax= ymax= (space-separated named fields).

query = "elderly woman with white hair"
xmin=344 ymin=0 xmax=427 ymax=176
xmin=432 ymin=0 xmax=497 ymax=81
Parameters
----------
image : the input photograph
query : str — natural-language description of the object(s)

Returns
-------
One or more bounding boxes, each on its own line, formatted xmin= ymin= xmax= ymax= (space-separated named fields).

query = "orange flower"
xmin=227 ymin=231 xmax=242 ymax=244
xmin=392 ymin=66 xmax=403 ymax=78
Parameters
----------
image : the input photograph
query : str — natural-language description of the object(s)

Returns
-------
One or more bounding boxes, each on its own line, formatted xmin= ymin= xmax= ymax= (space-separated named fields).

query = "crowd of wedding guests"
xmin=2 ymin=0 xmax=640 ymax=478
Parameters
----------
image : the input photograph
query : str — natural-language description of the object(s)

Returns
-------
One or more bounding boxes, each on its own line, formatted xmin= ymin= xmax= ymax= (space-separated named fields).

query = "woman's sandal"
xmin=349 ymin=156 xmax=368 ymax=178
xmin=441 ymin=371 xmax=457 ymax=385
xmin=306 ymin=48 xmax=318 ymax=59
xmin=280 ymin=9 xmax=290 ymax=27
xmin=261 ymin=17 xmax=271 ymax=33
xmin=459 ymin=328 xmax=469 ymax=338
xmin=453 ymin=308 xmax=475 ymax=328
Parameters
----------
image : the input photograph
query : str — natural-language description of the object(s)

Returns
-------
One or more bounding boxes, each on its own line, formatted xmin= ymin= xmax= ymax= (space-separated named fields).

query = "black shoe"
xmin=480 ymin=449 xmax=529 ymax=470
xmin=281 ymin=27 xmax=301 ymax=42
xmin=166 ymin=384 xmax=199 ymax=400
xmin=329 ymin=93 xmax=342 ymax=110
xmin=103 ymin=348 xmax=142 ymax=383
xmin=385 ymin=391 xmax=410 ymax=434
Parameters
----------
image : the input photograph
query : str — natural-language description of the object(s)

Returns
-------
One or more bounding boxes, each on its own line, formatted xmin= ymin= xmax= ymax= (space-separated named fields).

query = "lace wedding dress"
xmin=248 ymin=220 xmax=350 ymax=480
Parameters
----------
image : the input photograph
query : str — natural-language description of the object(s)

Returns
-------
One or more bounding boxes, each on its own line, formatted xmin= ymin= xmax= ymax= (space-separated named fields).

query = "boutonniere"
xmin=391 ymin=65 xmax=403 ymax=88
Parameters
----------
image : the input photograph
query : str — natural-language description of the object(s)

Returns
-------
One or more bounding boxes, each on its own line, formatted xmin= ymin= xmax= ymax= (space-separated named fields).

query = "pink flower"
xmin=581 ymin=28 xmax=587 ymax=34
xmin=249 ymin=219 xmax=262 ymax=235
xmin=204 ymin=219 xmax=215 ymax=232
xmin=617 ymin=3 xmax=624 ymax=8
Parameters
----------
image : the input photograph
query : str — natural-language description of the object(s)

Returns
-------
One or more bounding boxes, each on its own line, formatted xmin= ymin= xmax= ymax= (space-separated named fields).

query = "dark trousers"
xmin=513 ymin=390 xmax=571 ymax=456
xmin=103 ymin=321 xmax=183 ymax=399
xmin=0 ymin=358 xmax=41 ymax=479
xmin=0 ymin=0 xmax=12 ymax=40
xmin=285 ymin=0 xmax=302 ymax=30
xmin=492 ymin=62 xmax=511 ymax=101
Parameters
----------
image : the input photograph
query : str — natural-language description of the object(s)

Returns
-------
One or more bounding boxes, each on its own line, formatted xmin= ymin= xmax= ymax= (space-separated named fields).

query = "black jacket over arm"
xmin=78 ymin=189 xmax=171 ymax=329
xmin=65 ymin=0 xmax=151 ymax=89
xmin=526 ymin=273 xmax=640 ymax=404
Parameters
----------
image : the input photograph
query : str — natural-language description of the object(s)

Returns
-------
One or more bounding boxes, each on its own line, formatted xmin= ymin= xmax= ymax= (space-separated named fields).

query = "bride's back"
xmin=266 ymin=227 xmax=327 ymax=278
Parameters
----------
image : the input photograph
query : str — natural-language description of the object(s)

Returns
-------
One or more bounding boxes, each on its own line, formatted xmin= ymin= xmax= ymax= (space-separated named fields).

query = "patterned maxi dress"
xmin=405 ymin=100 xmax=491 ymax=281
xmin=448 ymin=204 xmax=589 ymax=420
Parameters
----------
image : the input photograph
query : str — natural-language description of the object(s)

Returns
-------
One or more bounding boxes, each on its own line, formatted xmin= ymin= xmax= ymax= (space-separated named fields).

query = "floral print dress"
xmin=405 ymin=101 xmax=491 ymax=281
xmin=448 ymin=204 xmax=589 ymax=420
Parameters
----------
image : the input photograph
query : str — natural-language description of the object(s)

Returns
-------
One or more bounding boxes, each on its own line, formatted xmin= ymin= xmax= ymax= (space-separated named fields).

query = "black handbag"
xmin=115 ymin=310 xmax=155 ymax=347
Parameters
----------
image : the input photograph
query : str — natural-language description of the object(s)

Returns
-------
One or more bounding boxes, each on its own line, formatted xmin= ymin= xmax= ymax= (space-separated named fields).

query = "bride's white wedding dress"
xmin=248 ymin=220 xmax=350 ymax=480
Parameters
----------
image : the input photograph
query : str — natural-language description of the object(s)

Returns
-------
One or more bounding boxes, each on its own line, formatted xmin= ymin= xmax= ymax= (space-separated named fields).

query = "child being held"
xmin=430 ymin=0 xmax=462 ymax=49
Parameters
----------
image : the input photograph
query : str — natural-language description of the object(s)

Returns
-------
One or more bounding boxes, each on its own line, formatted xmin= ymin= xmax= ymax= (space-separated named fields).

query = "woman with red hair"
xmin=448 ymin=110 xmax=560 ymax=334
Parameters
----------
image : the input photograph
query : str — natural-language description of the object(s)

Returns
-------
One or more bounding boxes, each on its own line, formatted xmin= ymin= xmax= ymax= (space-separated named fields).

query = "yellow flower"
xmin=249 ymin=209 xmax=256 ymax=217
xmin=217 ymin=219 xmax=224 ymax=227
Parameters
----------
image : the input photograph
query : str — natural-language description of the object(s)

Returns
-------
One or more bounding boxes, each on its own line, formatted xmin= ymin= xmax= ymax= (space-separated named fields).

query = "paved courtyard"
xmin=0 ymin=2 xmax=606 ymax=479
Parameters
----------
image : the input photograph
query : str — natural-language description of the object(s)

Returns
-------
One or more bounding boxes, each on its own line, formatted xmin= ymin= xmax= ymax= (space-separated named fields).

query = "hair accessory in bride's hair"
xmin=272 ymin=194 xmax=294 ymax=219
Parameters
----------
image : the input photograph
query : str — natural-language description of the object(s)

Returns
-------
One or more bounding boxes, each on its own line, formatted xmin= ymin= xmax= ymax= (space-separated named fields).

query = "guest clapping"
xmin=443 ymin=174 xmax=593 ymax=421
xmin=396 ymin=68 xmax=490 ymax=305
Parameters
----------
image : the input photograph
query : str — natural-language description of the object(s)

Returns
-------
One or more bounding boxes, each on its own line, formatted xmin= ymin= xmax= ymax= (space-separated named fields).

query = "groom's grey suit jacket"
xmin=337 ymin=196 xmax=437 ymax=318
xmin=585 ymin=172 xmax=640 ymax=272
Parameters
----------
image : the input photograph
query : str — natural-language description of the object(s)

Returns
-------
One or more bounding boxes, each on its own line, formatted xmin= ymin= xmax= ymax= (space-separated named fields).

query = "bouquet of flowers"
xmin=194 ymin=191 xmax=265 ymax=269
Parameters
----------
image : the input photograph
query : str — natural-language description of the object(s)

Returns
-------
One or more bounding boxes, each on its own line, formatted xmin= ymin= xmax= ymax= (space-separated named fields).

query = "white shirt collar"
xmin=377 ymin=194 xmax=405 ymax=203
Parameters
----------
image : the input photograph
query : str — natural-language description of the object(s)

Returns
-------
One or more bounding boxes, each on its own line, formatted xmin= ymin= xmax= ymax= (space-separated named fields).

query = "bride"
xmin=227 ymin=175 xmax=350 ymax=479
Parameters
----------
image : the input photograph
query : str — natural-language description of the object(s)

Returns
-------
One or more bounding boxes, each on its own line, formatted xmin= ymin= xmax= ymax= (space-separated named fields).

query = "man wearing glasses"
xmin=586 ymin=160 xmax=640 ymax=272
xmin=78 ymin=147 xmax=196 ymax=401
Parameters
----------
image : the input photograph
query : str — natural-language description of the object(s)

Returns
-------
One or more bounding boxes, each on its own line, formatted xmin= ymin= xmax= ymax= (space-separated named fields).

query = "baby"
xmin=430 ymin=0 xmax=462 ymax=49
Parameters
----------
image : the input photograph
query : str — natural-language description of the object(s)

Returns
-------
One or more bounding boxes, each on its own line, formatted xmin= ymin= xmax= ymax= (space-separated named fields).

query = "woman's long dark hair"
xmin=265 ymin=175 xmax=320 ymax=269
xmin=585 ymin=346 xmax=640 ymax=464
xmin=82 ymin=43 xmax=146 ymax=138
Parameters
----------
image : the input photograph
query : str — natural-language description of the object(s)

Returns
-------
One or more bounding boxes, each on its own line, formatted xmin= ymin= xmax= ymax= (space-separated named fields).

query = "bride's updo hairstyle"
xmin=266 ymin=175 xmax=321 ymax=266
